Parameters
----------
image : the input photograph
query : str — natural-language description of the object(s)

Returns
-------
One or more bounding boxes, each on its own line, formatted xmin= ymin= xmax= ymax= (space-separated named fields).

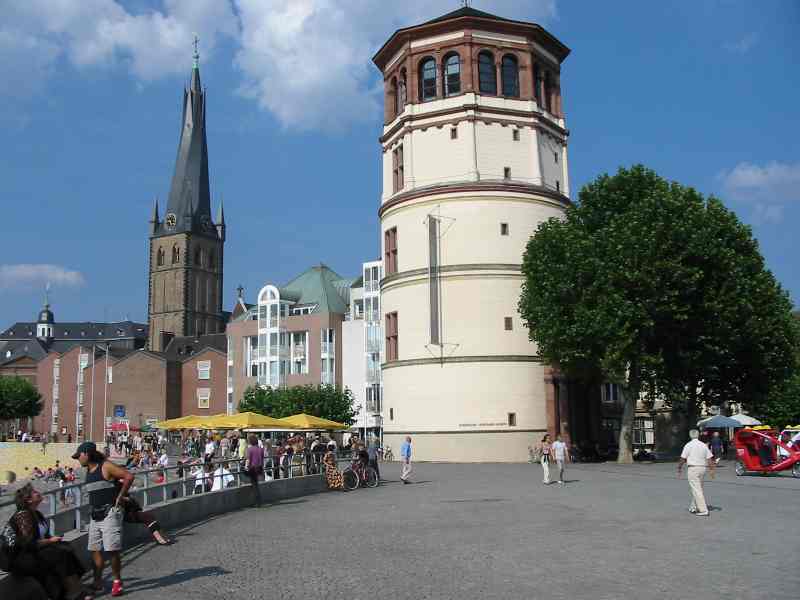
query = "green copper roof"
xmin=280 ymin=264 xmax=354 ymax=315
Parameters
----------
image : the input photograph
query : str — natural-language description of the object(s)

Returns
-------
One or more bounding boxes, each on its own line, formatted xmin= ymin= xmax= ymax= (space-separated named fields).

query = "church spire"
xmin=159 ymin=35 xmax=213 ymax=238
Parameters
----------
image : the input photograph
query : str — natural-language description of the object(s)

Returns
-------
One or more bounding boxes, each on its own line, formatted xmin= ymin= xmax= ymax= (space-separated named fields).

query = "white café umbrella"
xmin=729 ymin=413 xmax=762 ymax=426
xmin=697 ymin=414 xmax=744 ymax=429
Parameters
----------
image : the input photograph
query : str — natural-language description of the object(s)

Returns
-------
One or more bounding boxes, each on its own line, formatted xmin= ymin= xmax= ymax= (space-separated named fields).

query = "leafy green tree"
xmin=519 ymin=165 xmax=798 ymax=462
xmin=239 ymin=384 xmax=358 ymax=426
xmin=754 ymin=372 xmax=800 ymax=428
xmin=0 ymin=376 xmax=43 ymax=421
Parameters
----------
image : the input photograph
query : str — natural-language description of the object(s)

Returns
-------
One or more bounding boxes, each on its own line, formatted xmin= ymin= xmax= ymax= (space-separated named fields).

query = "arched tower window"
xmin=501 ymin=54 xmax=520 ymax=97
xmin=156 ymin=247 xmax=165 ymax=267
xmin=171 ymin=245 xmax=180 ymax=264
xmin=478 ymin=51 xmax=496 ymax=94
xmin=544 ymin=71 xmax=553 ymax=113
xmin=390 ymin=77 xmax=398 ymax=119
xmin=443 ymin=54 xmax=461 ymax=97
xmin=419 ymin=57 xmax=437 ymax=102
xmin=398 ymin=69 xmax=407 ymax=110
xmin=533 ymin=63 xmax=542 ymax=104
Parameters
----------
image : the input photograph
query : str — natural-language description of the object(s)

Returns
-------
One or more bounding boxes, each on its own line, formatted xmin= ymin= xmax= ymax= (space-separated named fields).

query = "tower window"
xmin=385 ymin=311 xmax=399 ymax=361
xmin=171 ymin=245 xmax=180 ymax=264
xmin=512 ymin=129 xmax=520 ymax=141
xmin=500 ymin=223 xmax=509 ymax=236
xmin=156 ymin=247 xmax=165 ymax=266
xmin=478 ymin=51 xmax=496 ymax=94
xmin=501 ymin=54 xmax=520 ymax=97
xmin=389 ymin=408 xmax=394 ymax=421
xmin=419 ymin=57 xmax=437 ymax=101
xmin=392 ymin=145 xmax=404 ymax=192
xmin=450 ymin=127 xmax=458 ymax=140
xmin=384 ymin=227 xmax=398 ymax=275
xmin=443 ymin=53 xmax=461 ymax=97
xmin=554 ymin=152 xmax=558 ymax=163
xmin=504 ymin=167 xmax=511 ymax=180
xmin=504 ymin=317 xmax=513 ymax=331
xmin=556 ymin=181 xmax=561 ymax=192
xmin=398 ymin=69 xmax=407 ymax=111
xmin=508 ymin=412 xmax=517 ymax=427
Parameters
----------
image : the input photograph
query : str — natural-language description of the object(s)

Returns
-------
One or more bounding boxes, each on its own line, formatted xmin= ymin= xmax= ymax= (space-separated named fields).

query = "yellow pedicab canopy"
xmin=276 ymin=413 xmax=349 ymax=430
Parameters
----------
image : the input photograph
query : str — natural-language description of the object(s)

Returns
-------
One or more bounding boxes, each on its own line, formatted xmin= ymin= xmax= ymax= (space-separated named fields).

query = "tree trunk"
xmin=617 ymin=370 xmax=640 ymax=464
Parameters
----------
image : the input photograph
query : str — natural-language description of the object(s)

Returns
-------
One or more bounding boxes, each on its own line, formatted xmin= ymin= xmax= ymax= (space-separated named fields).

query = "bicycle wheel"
xmin=363 ymin=466 xmax=379 ymax=488
xmin=342 ymin=468 xmax=359 ymax=491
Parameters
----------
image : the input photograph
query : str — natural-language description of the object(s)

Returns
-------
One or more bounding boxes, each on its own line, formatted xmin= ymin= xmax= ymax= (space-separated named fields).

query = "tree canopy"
xmin=0 ymin=376 xmax=43 ymax=421
xmin=238 ymin=384 xmax=358 ymax=426
xmin=519 ymin=165 xmax=798 ymax=462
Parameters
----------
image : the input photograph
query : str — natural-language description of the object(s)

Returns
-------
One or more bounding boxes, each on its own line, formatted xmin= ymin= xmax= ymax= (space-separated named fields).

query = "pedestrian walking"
xmin=677 ymin=429 xmax=715 ymax=517
xmin=539 ymin=434 xmax=553 ymax=484
xmin=552 ymin=434 xmax=569 ymax=485
xmin=367 ymin=438 xmax=381 ymax=480
xmin=73 ymin=442 xmax=134 ymax=596
xmin=244 ymin=435 xmax=263 ymax=507
xmin=400 ymin=436 xmax=413 ymax=484
xmin=709 ymin=431 xmax=724 ymax=464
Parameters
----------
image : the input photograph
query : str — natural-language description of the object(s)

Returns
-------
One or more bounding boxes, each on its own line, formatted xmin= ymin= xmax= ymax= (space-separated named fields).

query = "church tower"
xmin=147 ymin=41 xmax=225 ymax=351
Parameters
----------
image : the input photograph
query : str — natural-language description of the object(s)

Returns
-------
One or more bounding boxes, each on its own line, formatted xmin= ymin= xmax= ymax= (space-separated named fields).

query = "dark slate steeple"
xmin=160 ymin=36 xmax=215 ymax=238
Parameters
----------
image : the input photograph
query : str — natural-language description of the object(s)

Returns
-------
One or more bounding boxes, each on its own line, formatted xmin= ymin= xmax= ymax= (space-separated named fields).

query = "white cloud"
xmin=0 ymin=0 xmax=558 ymax=131
xmin=0 ymin=264 xmax=86 ymax=292
xmin=233 ymin=0 xmax=557 ymax=131
xmin=724 ymin=32 xmax=758 ymax=54
xmin=1 ymin=0 xmax=238 ymax=84
xmin=717 ymin=160 xmax=800 ymax=224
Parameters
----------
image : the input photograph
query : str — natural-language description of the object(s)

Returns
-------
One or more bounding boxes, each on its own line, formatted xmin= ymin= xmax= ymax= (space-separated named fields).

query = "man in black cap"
xmin=73 ymin=442 xmax=134 ymax=597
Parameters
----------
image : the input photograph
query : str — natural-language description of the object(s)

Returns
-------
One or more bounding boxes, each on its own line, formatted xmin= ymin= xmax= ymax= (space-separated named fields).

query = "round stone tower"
xmin=373 ymin=7 xmax=571 ymax=462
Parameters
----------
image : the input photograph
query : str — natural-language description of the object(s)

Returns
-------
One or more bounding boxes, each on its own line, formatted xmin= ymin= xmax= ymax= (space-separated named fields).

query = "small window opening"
xmin=508 ymin=412 xmax=517 ymax=427
xmin=500 ymin=223 xmax=509 ymax=236
xmin=554 ymin=152 xmax=558 ymax=163
xmin=512 ymin=129 xmax=520 ymax=141
xmin=556 ymin=181 xmax=561 ymax=192
xmin=503 ymin=167 xmax=511 ymax=180
xmin=504 ymin=317 xmax=513 ymax=331
xmin=389 ymin=408 xmax=394 ymax=421
xmin=450 ymin=127 xmax=458 ymax=140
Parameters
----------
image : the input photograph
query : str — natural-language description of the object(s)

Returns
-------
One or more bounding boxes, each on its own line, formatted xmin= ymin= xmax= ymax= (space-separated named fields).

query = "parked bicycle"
xmin=342 ymin=459 xmax=379 ymax=491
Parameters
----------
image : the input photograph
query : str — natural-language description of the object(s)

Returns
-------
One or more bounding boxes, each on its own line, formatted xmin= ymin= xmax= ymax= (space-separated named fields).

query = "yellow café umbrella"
xmin=214 ymin=411 xmax=289 ymax=430
xmin=189 ymin=413 xmax=231 ymax=429
xmin=277 ymin=413 xmax=348 ymax=431
xmin=154 ymin=415 xmax=199 ymax=430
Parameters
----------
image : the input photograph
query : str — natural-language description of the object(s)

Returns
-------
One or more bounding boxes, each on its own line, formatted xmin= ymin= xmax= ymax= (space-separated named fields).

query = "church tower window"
xmin=171 ymin=245 xmax=180 ymax=264
xmin=501 ymin=54 xmax=520 ymax=97
xmin=419 ymin=57 xmax=437 ymax=101
xmin=478 ymin=51 xmax=496 ymax=94
xmin=443 ymin=54 xmax=461 ymax=97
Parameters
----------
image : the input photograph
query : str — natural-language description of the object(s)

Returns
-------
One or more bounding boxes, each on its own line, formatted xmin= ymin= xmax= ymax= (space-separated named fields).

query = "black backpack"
xmin=0 ymin=518 xmax=19 ymax=573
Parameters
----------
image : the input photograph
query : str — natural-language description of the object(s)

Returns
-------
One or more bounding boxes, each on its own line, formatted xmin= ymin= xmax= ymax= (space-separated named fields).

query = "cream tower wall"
xmin=376 ymin=19 xmax=571 ymax=463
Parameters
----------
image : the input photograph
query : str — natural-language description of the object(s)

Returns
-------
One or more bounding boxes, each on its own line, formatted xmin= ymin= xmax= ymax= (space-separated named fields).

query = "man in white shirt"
xmin=677 ymin=429 xmax=715 ymax=516
xmin=158 ymin=451 xmax=169 ymax=469
xmin=204 ymin=438 xmax=216 ymax=464
xmin=552 ymin=434 xmax=570 ymax=485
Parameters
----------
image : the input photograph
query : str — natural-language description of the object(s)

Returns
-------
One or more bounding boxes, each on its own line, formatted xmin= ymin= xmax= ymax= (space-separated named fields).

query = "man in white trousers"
xmin=400 ymin=436 xmax=413 ymax=484
xmin=677 ymin=429 xmax=715 ymax=516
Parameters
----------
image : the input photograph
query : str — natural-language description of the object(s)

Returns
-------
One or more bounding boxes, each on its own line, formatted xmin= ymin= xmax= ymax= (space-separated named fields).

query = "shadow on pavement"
xmin=123 ymin=566 xmax=231 ymax=592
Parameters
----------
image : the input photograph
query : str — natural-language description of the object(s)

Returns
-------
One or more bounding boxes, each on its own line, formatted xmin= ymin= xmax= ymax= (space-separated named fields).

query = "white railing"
xmin=0 ymin=456 xmax=320 ymax=537
xmin=321 ymin=341 xmax=334 ymax=356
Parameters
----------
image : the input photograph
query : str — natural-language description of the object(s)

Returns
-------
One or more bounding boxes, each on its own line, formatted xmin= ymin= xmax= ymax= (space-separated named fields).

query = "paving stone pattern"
xmin=107 ymin=462 xmax=799 ymax=599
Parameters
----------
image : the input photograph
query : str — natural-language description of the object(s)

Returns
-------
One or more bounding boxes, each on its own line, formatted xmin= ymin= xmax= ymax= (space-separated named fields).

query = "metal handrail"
xmin=3 ymin=455 xmax=321 ymax=537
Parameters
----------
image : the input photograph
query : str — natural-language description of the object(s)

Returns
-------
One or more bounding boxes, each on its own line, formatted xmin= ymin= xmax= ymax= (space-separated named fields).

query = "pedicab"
xmin=734 ymin=426 xmax=800 ymax=478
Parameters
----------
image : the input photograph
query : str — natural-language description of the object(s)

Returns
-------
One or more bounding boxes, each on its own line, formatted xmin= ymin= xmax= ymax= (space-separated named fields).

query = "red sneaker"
xmin=111 ymin=580 xmax=123 ymax=597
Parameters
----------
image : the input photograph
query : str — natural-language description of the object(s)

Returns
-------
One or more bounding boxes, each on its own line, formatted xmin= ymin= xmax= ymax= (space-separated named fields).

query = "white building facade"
xmin=373 ymin=7 xmax=572 ymax=461
xmin=342 ymin=260 xmax=384 ymax=440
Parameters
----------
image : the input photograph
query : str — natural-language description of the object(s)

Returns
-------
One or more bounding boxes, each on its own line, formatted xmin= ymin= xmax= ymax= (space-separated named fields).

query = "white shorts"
xmin=87 ymin=506 xmax=123 ymax=552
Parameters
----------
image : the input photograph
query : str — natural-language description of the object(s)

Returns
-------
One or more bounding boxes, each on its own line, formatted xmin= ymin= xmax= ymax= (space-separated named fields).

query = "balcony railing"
xmin=321 ymin=372 xmax=335 ymax=385
xmin=366 ymin=368 xmax=381 ymax=384
xmin=293 ymin=344 xmax=306 ymax=357
xmin=366 ymin=400 xmax=381 ymax=414
xmin=366 ymin=338 xmax=381 ymax=353
xmin=321 ymin=341 xmax=334 ymax=356
xmin=366 ymin=310 xmax=380 ymax=323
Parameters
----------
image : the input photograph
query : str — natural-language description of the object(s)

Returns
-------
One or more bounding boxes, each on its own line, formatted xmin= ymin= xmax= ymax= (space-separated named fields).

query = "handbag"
xmin=0 ymin=520 xmax=19 ymax=572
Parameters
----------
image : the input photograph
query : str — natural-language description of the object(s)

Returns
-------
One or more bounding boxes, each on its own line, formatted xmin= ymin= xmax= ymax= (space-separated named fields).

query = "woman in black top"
xmin=9 ymin=483 xmax=93 ymax=600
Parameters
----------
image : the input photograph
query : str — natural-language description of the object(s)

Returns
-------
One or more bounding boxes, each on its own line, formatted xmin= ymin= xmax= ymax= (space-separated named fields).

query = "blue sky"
xmin=1 ymin=0 xmax=798 ymax=327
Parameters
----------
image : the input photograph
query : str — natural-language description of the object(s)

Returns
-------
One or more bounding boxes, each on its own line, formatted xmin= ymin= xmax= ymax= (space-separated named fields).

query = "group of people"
xmin=2 ymin=441 xmax=173 ymax=599
xmin=108 ymin=431 xmax=167 ymax=458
